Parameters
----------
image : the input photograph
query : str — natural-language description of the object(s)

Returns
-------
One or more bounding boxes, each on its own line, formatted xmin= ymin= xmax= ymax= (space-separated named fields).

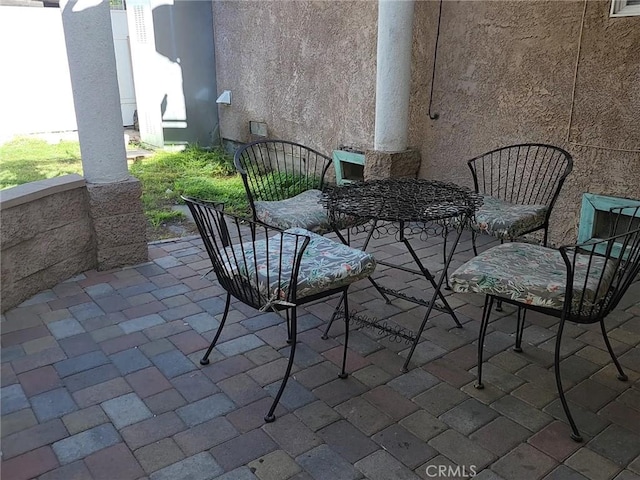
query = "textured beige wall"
xmin=212 ymin=0 xmax=639 ymax=243
xmin=411 ymin=0 xmax=640 ymax=242
xmin=213 ymin=1 xmax=377 ymax=153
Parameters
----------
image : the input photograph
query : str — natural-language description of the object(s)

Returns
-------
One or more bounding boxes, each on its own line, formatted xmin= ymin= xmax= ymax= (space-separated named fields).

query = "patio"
xmin=1 ymin=228 xmax=639 ymax=480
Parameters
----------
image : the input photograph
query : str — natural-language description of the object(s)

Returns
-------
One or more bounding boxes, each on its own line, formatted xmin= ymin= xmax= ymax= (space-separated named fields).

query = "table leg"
xmin=325 ymin=218 xmax=391 ymax=341
xmin=401 ymin=223 xmax=467 ymax=372
xmin=332 ymin=219 xmax=393 ymax=305
xmin=402 ymin=236 xmax=461 ymax=327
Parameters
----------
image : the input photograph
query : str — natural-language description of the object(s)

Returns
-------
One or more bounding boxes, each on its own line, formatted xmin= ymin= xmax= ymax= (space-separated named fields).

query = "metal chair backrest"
xmin=234 ymin=140 xmax=333 ymax=220
xmin=182 ymin=196 xmax=310 ymax=310
xmin=467 ymin=144 xmax=573 ymax=213
xmin=561 ymin=205 xmax=640 ymax=323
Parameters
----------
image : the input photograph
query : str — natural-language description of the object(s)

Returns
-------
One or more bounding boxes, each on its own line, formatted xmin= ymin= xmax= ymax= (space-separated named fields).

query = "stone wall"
xmin=86 ymin=179 xmax=148 ymax=271
xmin=1 ymin=175 xmax=96 ymax=312
xmin=0 ymin=175 xmax=148 ymax=313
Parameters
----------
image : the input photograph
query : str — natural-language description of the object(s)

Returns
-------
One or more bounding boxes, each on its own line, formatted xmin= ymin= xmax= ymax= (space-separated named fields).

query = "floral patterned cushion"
xmin=471 ymin=195 xmax=547 ymax=240
xmin=450 ymin=243 xmax=616 ymax=310
xmin=255 ymin=190 xmax=335 ymax=234
xmin=225 ymin=227 xmax=376 ymax=301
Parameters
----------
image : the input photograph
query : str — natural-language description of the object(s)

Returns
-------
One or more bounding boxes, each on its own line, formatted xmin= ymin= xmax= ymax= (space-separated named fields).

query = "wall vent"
xmin=578 ymin=193 xmax=640 ymax=255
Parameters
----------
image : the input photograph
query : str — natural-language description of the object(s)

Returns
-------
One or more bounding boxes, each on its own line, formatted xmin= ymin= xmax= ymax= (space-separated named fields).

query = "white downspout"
xmin=374 ymin=0 xmax=415 ymax=153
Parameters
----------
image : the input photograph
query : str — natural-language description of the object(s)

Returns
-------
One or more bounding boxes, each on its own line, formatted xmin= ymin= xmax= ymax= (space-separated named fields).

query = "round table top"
xmin=322 ymin=178 xmax=483 ymax=223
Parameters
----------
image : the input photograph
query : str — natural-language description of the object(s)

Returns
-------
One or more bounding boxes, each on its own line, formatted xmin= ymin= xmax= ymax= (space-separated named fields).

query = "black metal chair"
xmin=234 ymin=139 xmax=337 ymax=234
xmin=450 ymin=205 xmax=640 ymax=442
xmin=444 ymin=143 xmax=573 ymax=292
xmin=467 ymin=143 xmax=573 ymax=252
xmin=182 ymin=196 xmax=377 ymax=422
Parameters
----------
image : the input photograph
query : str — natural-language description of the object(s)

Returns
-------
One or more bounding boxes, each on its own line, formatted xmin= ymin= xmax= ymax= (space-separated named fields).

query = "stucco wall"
xmin=212 ymin=0 xmax=639 ymax=243
xmin=411 ymin=0 xmax=640 ymax=242
xmin=213 ymin=1 xmax=377 ymax=153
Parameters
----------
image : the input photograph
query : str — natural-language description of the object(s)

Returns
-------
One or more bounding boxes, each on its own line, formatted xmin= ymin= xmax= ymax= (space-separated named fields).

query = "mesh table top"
xmin=322 ymin=179 xmax=483 ymax=223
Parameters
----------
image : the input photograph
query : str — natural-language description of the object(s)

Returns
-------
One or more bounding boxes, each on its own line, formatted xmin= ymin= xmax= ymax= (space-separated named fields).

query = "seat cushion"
xmin=226 ymin=227 xmax=376 ymax=300
xmin=450 ymin=242 xmax=616 ymax=310
xmin=471 ymin=195 xmax=547 ymax=240
xmin=255 ymin=189 xmax=332 ymax=234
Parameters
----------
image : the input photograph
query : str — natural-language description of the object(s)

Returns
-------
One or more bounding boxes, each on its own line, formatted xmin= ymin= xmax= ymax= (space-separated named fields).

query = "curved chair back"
xmin=468 ymin=143 xmax=573 ymax=216
xmin=183 ymin=196 xmax=310 ymax=310
xmin=182 ymin=195 xmax=376 ymax=423
xmin=234 ymin=140 xmax=333 ymax=222
xmin=561 ymin=205 xmax=640 ymax=323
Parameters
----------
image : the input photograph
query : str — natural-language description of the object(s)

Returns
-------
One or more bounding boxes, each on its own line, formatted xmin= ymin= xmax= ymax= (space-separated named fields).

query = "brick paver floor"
xmin=2 ymin=228 xmax=639 ymax=480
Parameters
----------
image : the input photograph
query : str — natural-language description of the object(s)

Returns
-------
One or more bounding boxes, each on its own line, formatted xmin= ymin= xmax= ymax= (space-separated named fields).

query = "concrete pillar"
xmin=60 ymin=0 xmax=128 ymax=184
xmin=368 ymin=0 xmax=421 ymax=180
xmin=61 ymin=0 xmax=147 ymax=269
xmin=364 ymin=149 xmax=421 ymax=181
xmin=374 ymin=0 xmax=415 ymax=153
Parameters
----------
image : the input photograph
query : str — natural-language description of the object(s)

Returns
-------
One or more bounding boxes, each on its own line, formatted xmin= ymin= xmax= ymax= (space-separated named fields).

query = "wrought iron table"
xmin=322 ymin=178 xmax=482 ymax=372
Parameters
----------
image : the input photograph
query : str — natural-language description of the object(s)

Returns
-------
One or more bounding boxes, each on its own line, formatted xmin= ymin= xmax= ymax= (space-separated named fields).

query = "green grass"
xmin=254 ymin=172 xmax=321 ymax=201
xmin=1 ymin=137 xmax=250 ymax=235
xmin=0 ymin=137 xmax=82 ymax=189
xmin=129 ymin=145 xmax=250 ymax=225
xmin=1 ymin=137 xmax=318 ymax=239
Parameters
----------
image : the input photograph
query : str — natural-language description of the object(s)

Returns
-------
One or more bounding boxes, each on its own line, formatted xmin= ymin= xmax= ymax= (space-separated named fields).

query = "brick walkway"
xmin=1 ymin=229 xmax=639 ymax=480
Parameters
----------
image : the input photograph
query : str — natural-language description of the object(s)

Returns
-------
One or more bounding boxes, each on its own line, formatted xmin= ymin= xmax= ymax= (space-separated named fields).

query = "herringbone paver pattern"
xmin=1 ymin=229 xmax=639 ymax=480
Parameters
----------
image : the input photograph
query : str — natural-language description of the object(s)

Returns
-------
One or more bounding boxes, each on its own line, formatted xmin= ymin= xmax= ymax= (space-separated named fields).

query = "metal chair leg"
xmin=495 ymin=240 xmax=505 ymax=312
xmin=322 ymin=291 xmax=345 ymax=340
xmin=200 ymin=293 xmax=231 ymax=365
xmin=514 ymin=307 xmax=526 ymax=352
xmin=265 ymin=307 xmax=298 ymax=423
xmin=471 ymin=230 xmax=479 ymax=257
xmin=285 ymin=310 xmax=294 ymax=344
xmin=554 ymin=316 xmax=583 ymax=442
xmin=600 ymin=319 xmax=628 ymax=381
xmin=339 ymin=292 xmax=350 ymax=379
xmin=475 ymin=295 xmax=494 ymax=389
xmin=443 ymin=228 xmax=451 ymax=290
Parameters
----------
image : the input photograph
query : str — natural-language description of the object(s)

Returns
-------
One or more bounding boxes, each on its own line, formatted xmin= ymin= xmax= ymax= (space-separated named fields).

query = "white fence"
xmin=0 ymin=6 xmax=135 ymax=143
